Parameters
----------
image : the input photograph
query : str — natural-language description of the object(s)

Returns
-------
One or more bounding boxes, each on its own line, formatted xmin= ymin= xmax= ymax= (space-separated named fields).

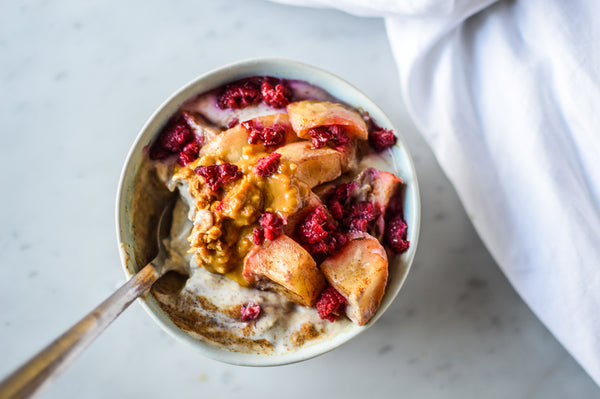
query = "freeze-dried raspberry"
xmin=217 ymin=80 xmax=261 ymax=109
xmin=385 ymin=214 xmax=410 ymax=253
xmin=330 ymin=182 xmax=357 ymax=204
xmin=243 ymin=121 xmax=261 ymax=144
xmin=149 ymin=145 xmax=171 ymax=161
xmin=296 ymin=206 xmax=346 ymax=256
xmin=308 ymin=125 xmax=349 ymax=149
xmin=194 ymin=163 xmax=242 ymax=191
xmin=240 ymin=302 xmax=261 ymax=321
xmin=369 ymin=128 xmax=397 ymax=152
xmin=259 ymin=212 xmax=283 ymax=241
xmin=261 ymin=77 xmax=292 ymax=108
xmin=333 ymin=231 xmax=347 ymax=249
xmin=254 ymin=152 xmax=281 ymax=177
xmin=252 ymin=228 xmax=264 ymax=246
xmin=177 ymin=141 xmax=200 ymax=166
xmin=160 ymin=120 xmax=191 ymax=152
xmin=316 ymin=286 xmax=346 ymax=322
xmin=150 ymin=117 xmax=192 ymax=160
xmin=350 ymin=218 xmax=369 ymax=232
xmin=310 ymin=232 xmax=346 ymax=256
xmin=363 ymin=111 xmax=397 ymax=153
xmin=323 ymin=182 xmax=380 ymax=234
xmin=326 ymin=181 xmax=357 ymax=220
xmin=328 ymin=201 xmax=344 ymax=220
xmin=242 ymin=120 xmax=286 ymax=148
xmin=298 ymin=206 xmax=330 ymax=244
xmin=345 ymin=201 xmax=380 ymax=233
xmin=261 ymin=126 xmax=286 ymax=147
xmin=387 ymin=189 xmax=404 ymax=215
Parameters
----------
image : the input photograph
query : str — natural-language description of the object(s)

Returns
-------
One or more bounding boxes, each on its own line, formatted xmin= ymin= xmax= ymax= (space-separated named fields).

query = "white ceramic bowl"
xmin=116 ymin=58 xmax=420 ymax=366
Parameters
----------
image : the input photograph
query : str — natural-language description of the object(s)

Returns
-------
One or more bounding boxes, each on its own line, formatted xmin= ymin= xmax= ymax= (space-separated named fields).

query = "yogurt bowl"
xmin=116 ymin=58 xmax=420 ymax=366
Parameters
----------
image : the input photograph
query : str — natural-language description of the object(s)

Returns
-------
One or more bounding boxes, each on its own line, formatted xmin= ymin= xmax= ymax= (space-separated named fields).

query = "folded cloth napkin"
xmin=274 ymin=0 xmax=600 ymax=385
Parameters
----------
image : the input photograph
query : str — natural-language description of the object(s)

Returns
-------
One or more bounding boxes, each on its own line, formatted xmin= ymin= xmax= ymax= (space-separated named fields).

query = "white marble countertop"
xmin=1 ymin=1 xmax=598 ymax=397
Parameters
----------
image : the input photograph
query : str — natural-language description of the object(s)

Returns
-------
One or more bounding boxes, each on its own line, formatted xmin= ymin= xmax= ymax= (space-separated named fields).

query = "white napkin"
xmin=274 ymin=0 xmax=600 ymax=385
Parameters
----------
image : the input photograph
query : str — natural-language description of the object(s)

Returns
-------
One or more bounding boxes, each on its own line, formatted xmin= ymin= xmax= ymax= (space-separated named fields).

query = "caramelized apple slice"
xmin=276 ymin=141 xmax=342 ymax=188
xmin=243 ymin=234 xmax=327 ymax=307
xmin=320 ymin=232 xmax=388 ymax=326
xmin=337 ymin=140 xmax=359 ymax=172
xmin=356 ymin=168 xmax=404 ymax=238
xmin=199 ymin=125 xmax=256 ymax=163
xmin=287 ymin=100 xmax=368 ymax=140
xmin=369 ymin=170 xmax=404 ymax=208
xmin=200 ymin=113 xmax=300 ymax=163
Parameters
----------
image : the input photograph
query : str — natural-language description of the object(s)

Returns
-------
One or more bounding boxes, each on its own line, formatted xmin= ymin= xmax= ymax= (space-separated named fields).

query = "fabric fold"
xmin=271 ymin=0 xmax=600 ymax=386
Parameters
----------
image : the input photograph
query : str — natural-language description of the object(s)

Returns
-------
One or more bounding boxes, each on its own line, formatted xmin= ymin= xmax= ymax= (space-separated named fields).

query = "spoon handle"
xmin=0 ymin=264 xmax=159 ymax=399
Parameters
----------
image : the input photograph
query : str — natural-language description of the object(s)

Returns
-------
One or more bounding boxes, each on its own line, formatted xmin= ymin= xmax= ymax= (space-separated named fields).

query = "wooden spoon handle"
xmin=0 ymin=264 xmax=159 ymax=399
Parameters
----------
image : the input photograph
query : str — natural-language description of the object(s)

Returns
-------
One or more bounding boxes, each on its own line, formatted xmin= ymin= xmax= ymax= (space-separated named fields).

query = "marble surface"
xmin=0 ymin=0 xmax=598 ymax=397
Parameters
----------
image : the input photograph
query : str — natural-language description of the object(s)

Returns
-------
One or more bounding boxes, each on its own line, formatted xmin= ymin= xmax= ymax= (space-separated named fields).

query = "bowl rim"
xmin=115 ymin=57 xmax=421 ymax=366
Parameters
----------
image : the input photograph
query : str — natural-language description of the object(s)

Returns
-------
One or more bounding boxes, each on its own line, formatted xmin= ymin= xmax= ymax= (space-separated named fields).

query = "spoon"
xmin=0 ymin=201 xmax=176 ymax=399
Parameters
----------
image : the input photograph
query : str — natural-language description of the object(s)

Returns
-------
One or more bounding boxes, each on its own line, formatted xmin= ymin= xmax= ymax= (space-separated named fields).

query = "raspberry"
xmin=323 ymin=182 xmax=380 ymax=234
xmin=330 ymin=182 xmax=357 ymax=204
xmin=194 ymin=163 xmax=242 ymax=191
xmin=252 ymin=228 xmax=264 ymax=245
xmin=298 ymin=206 xmax=330 ymax=244
xmin=259 ymin=212 xmax=283 ymax=241
xmin=242 ymin=120 xmax=286 ymax=148
xmin=325 ymin=181 xmax=357 ymax=220
xmin=254 ymin=152 xmax=281 ymax=177
xmin=316 ymin=286 xmax=346 ymax=322
xmin=385 ymin=214 xmax=410 ymax=253
xmin=217 ymin=80 xmax=261 ymax=109
xmin=345 ymin=201 xmax=380 ymax=233
xmin=363 ymin=111 xmax=398 ymax=153
xmin=261 ymin=126 xmax=286 ymax=147
xmin=177 ymin=141 xmax=200 ymax=166
xmin=261 ymin=77 xmax=292 ymax=108
xmin=387 ymin=190 xmax=404 ymax=215
xmin=296 ymin=206 xmax=346 ymax=256
xmin=161 ymin=120 xmax=191 ymax=152
xmin=333 ymin=231 xmax=348 ymax=249
xmin=308 ymin=125 xmax=349 ymax=150
xmin=149 ymin=117 xmax=192 ymax=160
xmin=350 ymin=218 xmax=369 ymax=232
xmin=307 ymin=232 xmax=347 ymax=256
xmin=328 ymin=201 xmax=344 ymax=220
xmin=149 ymin=145 xmax=171 ymax=161
xmin=329 ymin=125 xmax=350 ymax=147
xmin=368 ymin=128 xmax=397 ymax=153
xmin=243 ymin=121 xmax=261 ymax=144
xmin=240 ymin=302 xmax=261 ymax=321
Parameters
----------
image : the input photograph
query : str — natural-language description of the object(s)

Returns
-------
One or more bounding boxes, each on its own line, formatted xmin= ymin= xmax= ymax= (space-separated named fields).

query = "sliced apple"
xmin=368 ymin=170 xmax=404 ymax=209
xmin=276 ymin=141 xmax=342 ymax=188
xmin=337 ymin=140 xmax=359 ymax=172
xmin=243 ymin=234 xmax=327 ymax=307
xmin=355 ymin=168 xmax=404 ymax=238
xmin=199 ymin=124 xmax=255 ymax=163
xmin=320 ymin=232 xmax=388 ymax=326
xmin=287 ymin=100 xmax=368 ymax=140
